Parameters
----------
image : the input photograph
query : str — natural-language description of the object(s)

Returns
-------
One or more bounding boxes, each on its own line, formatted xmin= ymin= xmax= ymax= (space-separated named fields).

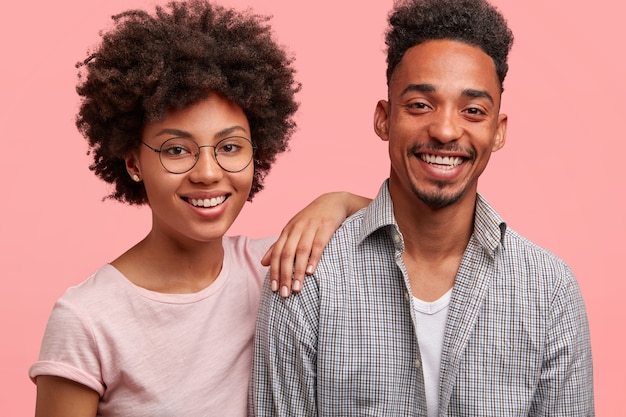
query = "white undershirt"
xmin=412 ymin=289 xmax=452 ymax=417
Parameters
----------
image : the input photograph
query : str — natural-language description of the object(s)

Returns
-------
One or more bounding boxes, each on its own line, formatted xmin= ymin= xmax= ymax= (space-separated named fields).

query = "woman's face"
xmin=126 ymin=94 xmax=254 ymax=246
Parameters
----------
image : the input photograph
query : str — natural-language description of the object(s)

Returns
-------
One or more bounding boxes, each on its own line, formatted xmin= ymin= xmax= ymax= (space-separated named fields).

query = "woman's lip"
xmin=185 ymin=195 xmax=228 ymax=208
xmin=181 ymin=190 xmax=231 ymax=200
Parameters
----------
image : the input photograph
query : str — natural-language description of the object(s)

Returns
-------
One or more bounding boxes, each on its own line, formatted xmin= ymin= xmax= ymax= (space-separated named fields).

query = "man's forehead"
xmin=389 ymin=40 xmax=501 ymax=97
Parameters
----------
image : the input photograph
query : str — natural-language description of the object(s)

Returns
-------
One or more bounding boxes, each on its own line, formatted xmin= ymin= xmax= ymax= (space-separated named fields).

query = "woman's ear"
xmin=125 ymin=153 xmax=142 ymax=182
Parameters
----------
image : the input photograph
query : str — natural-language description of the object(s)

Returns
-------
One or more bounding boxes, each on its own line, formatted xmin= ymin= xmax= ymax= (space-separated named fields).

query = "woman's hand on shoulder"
xmin=261 ymin=191 xmax=371 ymax=297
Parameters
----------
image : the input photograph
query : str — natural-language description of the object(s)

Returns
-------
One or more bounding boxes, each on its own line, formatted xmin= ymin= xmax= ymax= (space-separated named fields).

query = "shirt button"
xmin=405 ymin=292 xmax=410 ymax=301
xmin=393 ymin=234 xmax=401 ymax=244
xmin=415 ymin=359 xmax=421 ymax=369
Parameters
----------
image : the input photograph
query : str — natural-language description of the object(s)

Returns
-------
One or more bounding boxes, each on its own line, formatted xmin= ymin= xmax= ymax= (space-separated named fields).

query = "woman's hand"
xmin=262 ymin=192 xmax=371 ymax=297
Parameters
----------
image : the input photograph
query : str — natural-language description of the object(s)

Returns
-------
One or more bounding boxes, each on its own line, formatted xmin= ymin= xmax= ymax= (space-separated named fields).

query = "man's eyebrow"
xmin=462 ymin=88 xmax=494 ymax=104
xmin=401 ymin=83 xmax=436 ymax=96
xmin=400 ymin=84 xmax=495 ymax=105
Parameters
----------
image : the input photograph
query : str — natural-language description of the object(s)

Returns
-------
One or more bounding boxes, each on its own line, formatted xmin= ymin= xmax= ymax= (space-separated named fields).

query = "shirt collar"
xmin=358 ymin=180 xmax=507 ymax=256
xmin=473 ymin=193 xmax=507 ymax=256
xmin=359 ymin=180 xmax=398 ymax=244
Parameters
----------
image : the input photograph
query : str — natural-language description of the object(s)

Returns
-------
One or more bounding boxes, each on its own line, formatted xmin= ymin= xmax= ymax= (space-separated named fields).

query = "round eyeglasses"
xmin=141 ymin=136 xmax=255 ymax=174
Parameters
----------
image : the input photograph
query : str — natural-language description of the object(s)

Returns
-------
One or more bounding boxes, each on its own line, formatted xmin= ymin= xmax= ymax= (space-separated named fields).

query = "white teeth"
xmin=420 ymin=154 xmax=463 ymax=167
xmin=190 ymin=196 xmax=226 ymax=207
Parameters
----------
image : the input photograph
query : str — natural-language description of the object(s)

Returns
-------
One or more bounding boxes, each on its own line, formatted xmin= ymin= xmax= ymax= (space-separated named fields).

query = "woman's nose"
xmin=188 ymin=147 xmax=224 ymax=183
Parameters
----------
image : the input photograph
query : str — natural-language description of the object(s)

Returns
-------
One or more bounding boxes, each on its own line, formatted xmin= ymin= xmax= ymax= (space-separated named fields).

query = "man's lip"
xmin=409 ymin=143 xmax=474 ymax=161
xmin=410 ymin=151 xmax=468 ymax=181
xmin=417 ymin=153 xmax=466 ymax=167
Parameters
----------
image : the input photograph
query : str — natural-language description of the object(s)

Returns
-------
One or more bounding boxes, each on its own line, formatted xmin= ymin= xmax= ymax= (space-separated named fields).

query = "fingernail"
xmin=305 ymin=264 xmax=314 ymax=275
xmin=280 ymin=286 xmax=290 ymax=298
xmin=293 ymin=280 xmax=301 ymax=292
xmin=271 ymin=280 xmax=278 ymax=291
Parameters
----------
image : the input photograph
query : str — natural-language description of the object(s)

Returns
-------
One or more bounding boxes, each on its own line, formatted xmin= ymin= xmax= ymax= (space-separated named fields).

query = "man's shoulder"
xmin=500 ymin=225 xmax=574 ymax=278
xmin=330 ymin=181 xmax=396 ymax=247
xmin=338 ymin=206 xmax=367 ymax=232
xmin=322 ymin=208 xmax=367 ymax=256
xmin=475 ymin=194 xmax=573 ymax=276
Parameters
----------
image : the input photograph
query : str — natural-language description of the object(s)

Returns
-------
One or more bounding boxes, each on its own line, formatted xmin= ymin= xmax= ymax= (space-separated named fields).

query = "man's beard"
xmin=410 ymin=182 xmax=465 ymax=209
xmin=406 ymin=142 xmax=474 ymax=208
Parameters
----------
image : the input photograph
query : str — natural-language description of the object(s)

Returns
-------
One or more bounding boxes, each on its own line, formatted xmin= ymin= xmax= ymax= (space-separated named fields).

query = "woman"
xmin=29 ymin=1 xmax=368 ymax=415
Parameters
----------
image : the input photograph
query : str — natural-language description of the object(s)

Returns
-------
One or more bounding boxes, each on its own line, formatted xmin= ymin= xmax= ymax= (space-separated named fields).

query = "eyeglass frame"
xmin=140 ymin=136 xmax=256 ymax=174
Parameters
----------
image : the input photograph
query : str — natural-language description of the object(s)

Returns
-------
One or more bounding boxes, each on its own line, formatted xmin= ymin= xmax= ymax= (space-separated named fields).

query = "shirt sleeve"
xmin=530 ymin=267 xmax=595 ymax=416
xmin=29 ymin=297 xmax=105 ymax=396
xmin=250 ymin=272 xmax=319 ymax=416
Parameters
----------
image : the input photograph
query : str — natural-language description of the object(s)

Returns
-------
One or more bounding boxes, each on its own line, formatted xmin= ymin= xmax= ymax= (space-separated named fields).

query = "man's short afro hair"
xmin=385 ymin=0 xmax=514 ymax=89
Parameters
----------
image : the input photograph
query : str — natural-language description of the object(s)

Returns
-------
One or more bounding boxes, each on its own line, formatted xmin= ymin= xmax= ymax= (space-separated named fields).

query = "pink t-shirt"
xmin=29 ymin=235 xmax=273 ymax=417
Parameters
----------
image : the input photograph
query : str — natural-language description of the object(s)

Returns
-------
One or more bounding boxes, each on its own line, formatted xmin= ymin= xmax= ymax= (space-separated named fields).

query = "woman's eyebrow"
xmin=153 ymin=128 xmax=192 ymax=138
xmin=215 ymin=125 xmax=249 ymax=139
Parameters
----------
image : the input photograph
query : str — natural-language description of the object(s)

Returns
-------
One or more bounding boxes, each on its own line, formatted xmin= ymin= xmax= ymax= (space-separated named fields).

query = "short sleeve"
xmin=29 ymin=297 xmax=105 ymax=396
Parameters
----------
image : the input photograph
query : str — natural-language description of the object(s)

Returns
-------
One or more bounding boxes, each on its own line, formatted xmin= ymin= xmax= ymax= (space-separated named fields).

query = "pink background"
xmin=1 ymin=0 xmax=624 ymax=414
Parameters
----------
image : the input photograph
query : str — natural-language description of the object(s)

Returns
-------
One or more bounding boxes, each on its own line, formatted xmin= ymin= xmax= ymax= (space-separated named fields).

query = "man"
xmin=251 ymin=0 xmax=594 ymax=415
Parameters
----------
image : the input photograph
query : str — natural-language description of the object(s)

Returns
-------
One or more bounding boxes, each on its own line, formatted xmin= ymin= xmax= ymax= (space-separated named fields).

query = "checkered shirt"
xmin=251 ymin=180 xmax=594 ymax=416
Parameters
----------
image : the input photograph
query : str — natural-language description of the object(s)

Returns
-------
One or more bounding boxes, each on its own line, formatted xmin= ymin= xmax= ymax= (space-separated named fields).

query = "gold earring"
xmin=132 ymin=174 xmax=141 ymax=182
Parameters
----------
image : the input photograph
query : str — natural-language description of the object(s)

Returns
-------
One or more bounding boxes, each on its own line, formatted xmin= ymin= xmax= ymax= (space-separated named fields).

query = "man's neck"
xmin=393 ymin=192 xmax=476 ymax=259
xmin=389 ymin=185 xmax=477 ymax=301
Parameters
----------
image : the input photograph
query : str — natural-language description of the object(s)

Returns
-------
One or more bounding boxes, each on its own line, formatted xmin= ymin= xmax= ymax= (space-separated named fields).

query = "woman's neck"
xmin=111 ymin=231 xmax=225 ymax=294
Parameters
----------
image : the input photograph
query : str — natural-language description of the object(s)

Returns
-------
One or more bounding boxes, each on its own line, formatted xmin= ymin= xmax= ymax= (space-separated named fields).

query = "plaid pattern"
xmin=251 ymin=180 xmax=594 ymax=416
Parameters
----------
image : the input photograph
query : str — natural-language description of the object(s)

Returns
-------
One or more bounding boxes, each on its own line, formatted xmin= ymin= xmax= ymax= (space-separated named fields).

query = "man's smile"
xmin=418 ymin=153 xmax=464 ymax=168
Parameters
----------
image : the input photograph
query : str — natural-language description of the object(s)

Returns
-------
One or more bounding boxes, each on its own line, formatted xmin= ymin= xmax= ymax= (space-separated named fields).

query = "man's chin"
xmin=413 ymin=188 xmax=464 ymax=209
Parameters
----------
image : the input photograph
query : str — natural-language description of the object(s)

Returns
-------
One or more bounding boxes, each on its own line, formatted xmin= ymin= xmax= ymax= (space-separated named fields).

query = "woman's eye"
xmin=165 ymin=145 xmax=190 ymax=156
xmin=219 ymin=143 xmax=241 ymax=153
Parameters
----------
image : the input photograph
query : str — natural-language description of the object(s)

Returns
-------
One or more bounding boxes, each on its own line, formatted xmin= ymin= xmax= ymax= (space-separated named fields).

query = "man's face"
xmin=374 ymin=39 xmax=507 ymax=210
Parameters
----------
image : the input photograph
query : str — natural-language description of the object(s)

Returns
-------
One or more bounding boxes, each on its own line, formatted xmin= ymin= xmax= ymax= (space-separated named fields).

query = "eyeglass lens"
xmin=158 ymin=137 xmax=254 ymax=174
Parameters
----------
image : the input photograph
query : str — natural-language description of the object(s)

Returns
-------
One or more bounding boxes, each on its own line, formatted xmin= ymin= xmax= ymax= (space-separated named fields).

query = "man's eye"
xmin=465 ymin=107 xmax=485 ymax=115
xmin=405 ymin=102 xmax=431 ymax=112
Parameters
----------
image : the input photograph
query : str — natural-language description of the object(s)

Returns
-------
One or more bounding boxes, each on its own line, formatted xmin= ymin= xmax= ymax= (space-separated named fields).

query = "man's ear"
xmin=373 ymin=100 xmax=391 ymax=142
xmin=492 ymin=113 xmax=508 ymax=152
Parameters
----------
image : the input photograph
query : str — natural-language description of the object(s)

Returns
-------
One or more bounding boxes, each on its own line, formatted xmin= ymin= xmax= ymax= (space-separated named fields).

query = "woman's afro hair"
xmin=76 ymin=0 xmax=300 ymax=204
xmin=385 ymin=0 xmax=514 ymax=90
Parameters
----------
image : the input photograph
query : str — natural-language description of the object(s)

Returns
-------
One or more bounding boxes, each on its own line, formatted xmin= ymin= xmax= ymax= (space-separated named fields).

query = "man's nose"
xmin=427 ymin=108 xmax=462 ymax=143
